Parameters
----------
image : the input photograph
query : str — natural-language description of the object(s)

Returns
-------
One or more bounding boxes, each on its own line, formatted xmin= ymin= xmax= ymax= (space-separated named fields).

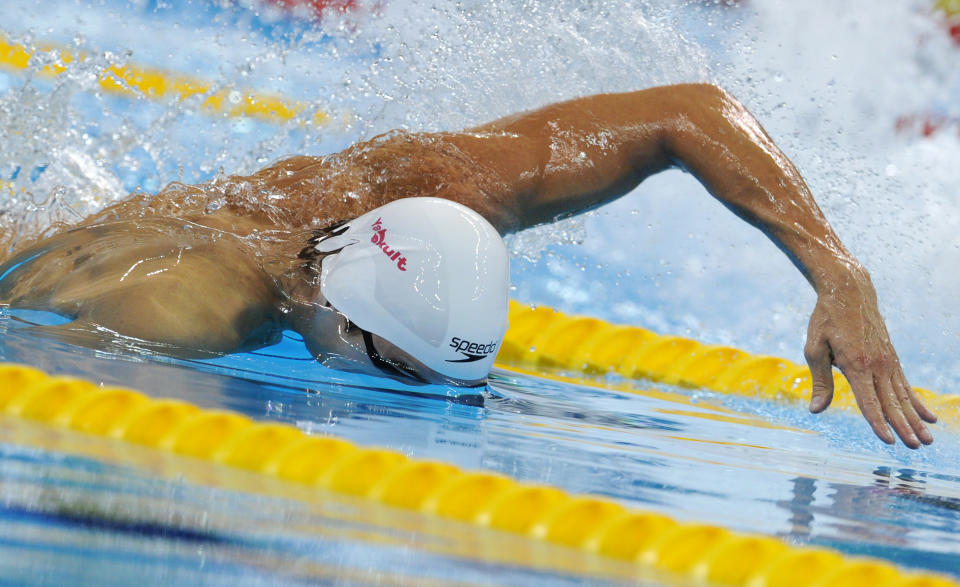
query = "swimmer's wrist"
xmin=809 ymin=255 xmax=873 ymax=298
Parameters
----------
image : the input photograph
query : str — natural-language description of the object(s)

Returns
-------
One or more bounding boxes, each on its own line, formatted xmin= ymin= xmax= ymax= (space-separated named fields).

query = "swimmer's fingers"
xmin=890 ymin=374 xmax=934 ymax=446
xmin=804 ymin=337 xmax=835 ymax=413
xmin=915 ymin=398 xmax=939 ymax=424
xmin=842 ymin=367 xmax=896 ymax=445
xmin=898 ymin=371 xmax=938 ymax=424
xmin=874 ymin=372 xmax=921 ymax=448
xmin=842 ymin=359 xmax=935 ymax=448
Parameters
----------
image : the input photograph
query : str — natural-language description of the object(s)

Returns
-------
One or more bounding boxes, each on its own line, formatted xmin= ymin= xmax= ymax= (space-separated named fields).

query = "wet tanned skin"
xmin=0 ymin=84 xmax=936 ymax=447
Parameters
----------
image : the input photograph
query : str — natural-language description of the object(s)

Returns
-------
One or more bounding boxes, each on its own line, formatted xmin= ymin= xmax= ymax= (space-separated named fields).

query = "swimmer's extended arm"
xmin=455 ymin=83 xmax=936 ymax=447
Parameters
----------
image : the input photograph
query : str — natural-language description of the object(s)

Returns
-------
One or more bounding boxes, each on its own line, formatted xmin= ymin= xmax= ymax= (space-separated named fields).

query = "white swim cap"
xmin=314 ymin=197 xmax=510 ymax=382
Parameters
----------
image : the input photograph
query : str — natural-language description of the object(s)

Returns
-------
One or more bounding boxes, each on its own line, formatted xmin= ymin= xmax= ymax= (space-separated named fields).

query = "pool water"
xmin=1 ymin=0 xmax=959 ymax=583
xmin=2 ymin=309 xmax=959 ymax=582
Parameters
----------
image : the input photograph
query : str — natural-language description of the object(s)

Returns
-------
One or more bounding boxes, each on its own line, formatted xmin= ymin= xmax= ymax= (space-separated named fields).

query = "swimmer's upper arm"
xmin=51 ymin=241 xmax=279 ymax=357
xmin=449 ymin=86 xmax=723 ymax=232
xmin=452 ymin=83 xmax=832 ymax=242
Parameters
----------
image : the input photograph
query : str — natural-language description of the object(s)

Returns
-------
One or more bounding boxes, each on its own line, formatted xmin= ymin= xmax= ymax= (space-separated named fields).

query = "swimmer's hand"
xmin=804 ymin=270 xmax=937 ymax=448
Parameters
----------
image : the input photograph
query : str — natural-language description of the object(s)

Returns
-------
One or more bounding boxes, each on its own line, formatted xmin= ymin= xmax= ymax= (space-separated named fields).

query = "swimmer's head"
xmin=312 ymin=197 xmax=510 ymax=385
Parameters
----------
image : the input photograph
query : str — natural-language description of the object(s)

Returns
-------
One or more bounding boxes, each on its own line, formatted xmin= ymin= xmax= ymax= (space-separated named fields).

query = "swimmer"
xmin=0 ymin=84 xmax=937 ymax=448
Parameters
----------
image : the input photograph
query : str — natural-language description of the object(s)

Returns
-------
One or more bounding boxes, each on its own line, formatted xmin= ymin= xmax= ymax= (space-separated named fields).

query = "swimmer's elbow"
xmin=658 ymin=83 xmax=737 ymax=131
xmin=657 ymin=83 xmax=752 ymax=161
xmin=661 ymin=83 xmax=737 ymax=113
xmin=681 ymin=82 xmax=732 ymax=101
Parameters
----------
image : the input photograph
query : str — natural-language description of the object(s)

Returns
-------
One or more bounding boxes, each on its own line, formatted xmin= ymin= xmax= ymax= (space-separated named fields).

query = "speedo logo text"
xmin=446 ymin=337 xmax=499 ymax=363
xmin=370 ymin=217 xmax=407 ymax=271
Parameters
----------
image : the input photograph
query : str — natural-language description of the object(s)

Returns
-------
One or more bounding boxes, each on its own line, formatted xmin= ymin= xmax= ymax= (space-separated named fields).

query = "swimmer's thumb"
xmin=805 ymin=342 xmax=835 ymax=414
xmin=808 ymin=365 xmax=836 ymax=414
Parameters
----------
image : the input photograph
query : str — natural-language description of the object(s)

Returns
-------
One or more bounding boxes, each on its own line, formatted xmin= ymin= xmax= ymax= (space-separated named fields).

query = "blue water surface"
xmin=1 ymin=310 xmax=958 ymax=582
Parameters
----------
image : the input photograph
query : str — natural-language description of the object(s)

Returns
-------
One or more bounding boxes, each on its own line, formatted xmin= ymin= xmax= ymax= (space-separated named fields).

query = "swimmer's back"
xmin=61 ymin=130 xmax=524 ymax=243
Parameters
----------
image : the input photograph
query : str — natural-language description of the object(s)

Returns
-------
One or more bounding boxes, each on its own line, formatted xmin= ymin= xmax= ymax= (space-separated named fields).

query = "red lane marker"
xmin=263 ymin=0 xmax=358 ymax=20
xmin=894 ymin=113 xmax=960 ymax=139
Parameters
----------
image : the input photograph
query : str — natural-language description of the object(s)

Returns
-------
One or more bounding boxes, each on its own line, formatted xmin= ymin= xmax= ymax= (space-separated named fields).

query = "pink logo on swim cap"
xmin=370 ymin=217 xmax=408 ymax=271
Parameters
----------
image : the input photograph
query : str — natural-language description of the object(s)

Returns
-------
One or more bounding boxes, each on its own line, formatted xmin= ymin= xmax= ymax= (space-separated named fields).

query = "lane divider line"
xmin=495 ymin=301 xmax=960 ymax=426
xmin=0 ymin=363 xmax=955 ymax=586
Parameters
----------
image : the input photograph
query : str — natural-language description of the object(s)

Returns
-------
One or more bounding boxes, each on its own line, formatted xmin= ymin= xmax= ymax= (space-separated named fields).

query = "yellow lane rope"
xmin=0 ymin=363 xmax=955 ymax=586
xmin=496 ymin=301 xmax=960 ymax=426
xmin=0 ymin=35 xmax=328 ymax=126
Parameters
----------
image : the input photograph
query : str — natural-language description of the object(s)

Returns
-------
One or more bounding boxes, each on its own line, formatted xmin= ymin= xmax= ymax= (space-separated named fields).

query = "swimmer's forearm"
xmin=660 ymin=84 xmax=866 ymax=294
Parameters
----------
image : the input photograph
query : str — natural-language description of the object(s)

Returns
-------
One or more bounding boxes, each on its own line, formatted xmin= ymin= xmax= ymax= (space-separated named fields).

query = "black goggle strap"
xmin=360 ymin=328 xmax=426 ymax=383
xmin=298 ymin=221 xmax=350 ymax=265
